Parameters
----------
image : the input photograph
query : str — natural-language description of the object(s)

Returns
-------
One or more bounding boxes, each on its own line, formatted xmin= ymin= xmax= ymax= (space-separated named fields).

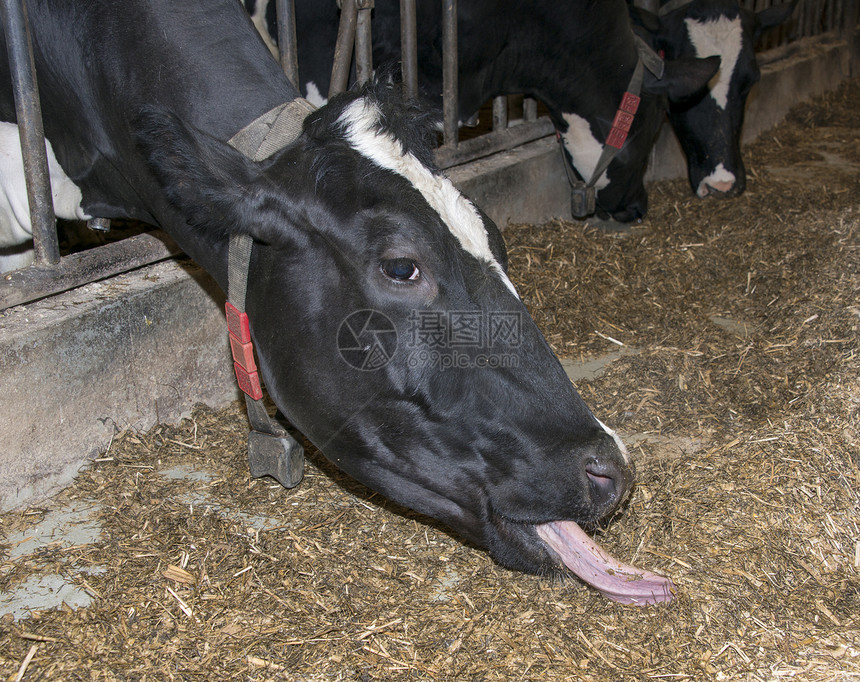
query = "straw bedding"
xmin=1 ymin=78 xmax=858 ymax=680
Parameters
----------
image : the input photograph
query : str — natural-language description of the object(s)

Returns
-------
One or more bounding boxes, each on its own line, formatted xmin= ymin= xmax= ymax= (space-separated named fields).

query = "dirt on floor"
xmin=1 ymin=78 xmax=858 ymax=680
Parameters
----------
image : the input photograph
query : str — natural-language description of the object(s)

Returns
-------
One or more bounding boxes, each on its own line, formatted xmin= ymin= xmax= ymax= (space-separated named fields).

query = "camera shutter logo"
xmin=337 ymin=310 xmax=398 ymax=370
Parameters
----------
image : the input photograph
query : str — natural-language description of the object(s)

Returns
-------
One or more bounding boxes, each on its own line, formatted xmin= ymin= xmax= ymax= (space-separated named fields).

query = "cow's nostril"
xmin=585 ymin=461 xmax=620 ymax=507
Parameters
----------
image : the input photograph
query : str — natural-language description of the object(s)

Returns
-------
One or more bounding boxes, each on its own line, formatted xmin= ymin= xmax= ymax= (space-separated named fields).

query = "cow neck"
xmin=223 ymin=97 xmax=316 ymax=489
xmin=558 ymin=35 xmax=664 ymax=218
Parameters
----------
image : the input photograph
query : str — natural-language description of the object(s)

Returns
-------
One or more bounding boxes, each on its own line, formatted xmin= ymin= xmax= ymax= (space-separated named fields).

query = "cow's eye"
xmin=381 ymin=258 xmax=420 ymax=282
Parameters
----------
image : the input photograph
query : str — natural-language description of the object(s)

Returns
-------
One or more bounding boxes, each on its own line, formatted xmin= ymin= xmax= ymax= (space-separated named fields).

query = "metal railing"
xmin=1 ymin=0 xmax=858 ymax=310
xmin=0 ymin=0 xmax=186 ymax=309
xmin=747 ymin=0 xmax=860 ymax=50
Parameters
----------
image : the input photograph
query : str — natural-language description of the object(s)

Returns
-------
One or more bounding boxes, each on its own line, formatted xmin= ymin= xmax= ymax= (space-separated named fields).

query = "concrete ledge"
xmin=447 ymin=136 xmax=571 ymax=227
xmin=0 ymin=260 xmax=238 ymax=511
xmin=0 ymin=30 xmax=856 ymax=511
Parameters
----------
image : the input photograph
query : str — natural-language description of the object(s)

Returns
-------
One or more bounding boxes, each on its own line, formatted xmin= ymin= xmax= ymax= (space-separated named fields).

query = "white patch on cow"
xmin=596 ymin=418 xmax=630 ymax=465
xmin=560 ymin=113 xmax=610 ymax=190
xmin=0 ymin=122 xmax=91 ymax=273
xmin=304 ymin=81 xmax=328 ymax=108
xmin=685 ymin=15 xmax=742 ymax=110
xmin=696 ymin=162 xmax=736 ymax=197
xmin=248 ymin=0 xmax=279 ymax=59
xmin=339 ymin=97 xmax=518 ymax=297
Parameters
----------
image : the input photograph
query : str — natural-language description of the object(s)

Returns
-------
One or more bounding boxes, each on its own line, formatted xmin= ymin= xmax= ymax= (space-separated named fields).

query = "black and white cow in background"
xmin=247 ymin=0 xmax=720 ymax=223
xmin=1 ymin=0 xmax=675 ymax=603
xmin=0 ymin=122 xmax=90 ymax=272
xmin=630 ymin=0 xmax=797 ymax=198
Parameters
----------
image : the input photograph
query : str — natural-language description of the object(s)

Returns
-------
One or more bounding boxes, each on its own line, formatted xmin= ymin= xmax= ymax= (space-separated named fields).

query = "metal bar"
xmin=400 ymin=0 xmax=418 ymax=99
xmin=354 ymin=1 xmax=374 ymax=85
xmin=0 ymin=0 xmax=59 ymax=266
xmin=435 ymin=116 xmax=555 ymax=169
xmin=275 ymin=0 xmax=300 ymax=89
xmin=492 ymin=95 xmax=507 ymax=131
xmin=523 ymin=97 xmax=538 ymax=122
xmin=329 ymin=0 xmax=358 ymax=97
xmin=441 ymin=0 xmax=458 ymax=146
xmin=844 ymin=0 xmax=860 ymax=64
xmin=844 ymin=0 xmax=860 ymax=30
xmin=0 ymin=230 xmax=183 ymax=310
xmin=87 ymin=217 xmax=111 ymax=232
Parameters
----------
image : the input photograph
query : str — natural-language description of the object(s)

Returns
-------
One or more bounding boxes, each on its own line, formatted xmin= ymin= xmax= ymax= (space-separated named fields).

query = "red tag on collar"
xmin=606 ymin=127 xmax=628 ymax=149
xmin=605 ymin=91 xmax=642 ymax=149
xmin=619 ymin=92 xmax=640 ymax=115
xmin=233 ymin=362 xmax=263 ymax=401
xmin=225 ymin=301 xmax=251 ymax=343
xmin=226 ymin=302 xmax=263 ymax=400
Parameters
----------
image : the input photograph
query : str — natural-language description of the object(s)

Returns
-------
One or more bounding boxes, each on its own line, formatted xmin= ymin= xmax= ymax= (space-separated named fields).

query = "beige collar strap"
xmin=228 ymin=97 xmax=317 ymax=161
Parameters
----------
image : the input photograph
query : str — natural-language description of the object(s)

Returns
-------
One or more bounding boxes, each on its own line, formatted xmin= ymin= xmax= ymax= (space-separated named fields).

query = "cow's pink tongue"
xmin=536 ymin=521 xmax=675 ymax=605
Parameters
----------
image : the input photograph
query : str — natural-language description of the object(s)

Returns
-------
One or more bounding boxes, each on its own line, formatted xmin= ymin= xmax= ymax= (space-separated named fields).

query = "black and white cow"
xmin=0 ymin=0 xmax=674 ymax=603
xmin=248 ymin=0 xmax=719 ymax=222
xmin=630 ymin=0 xmax=796 ymax=198
xmin=0 ymin=122 xmax=90 ymax=272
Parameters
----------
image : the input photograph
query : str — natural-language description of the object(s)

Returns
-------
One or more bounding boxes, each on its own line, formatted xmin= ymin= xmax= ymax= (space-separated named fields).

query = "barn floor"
xmin=1 ymin=78 xmax=858 ymax=681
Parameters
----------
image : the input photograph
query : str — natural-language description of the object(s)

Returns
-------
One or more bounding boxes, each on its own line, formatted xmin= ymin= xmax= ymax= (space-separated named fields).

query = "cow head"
xmin=551 ymin=20 xmax=719 ymax=223
xmin=136 ymin=79 xmax=673 ymax=604
xmin=631 ymin=0 xmax=796 ymax=198
xmin=556 ymin=49 xmax=719 ymax=222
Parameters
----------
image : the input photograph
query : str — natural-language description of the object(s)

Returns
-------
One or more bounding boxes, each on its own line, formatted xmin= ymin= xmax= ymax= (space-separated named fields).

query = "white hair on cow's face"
xmin=596 ymin=418 xmax=629 ymax=465
xmin=560 ymin=113 xmax=610 ymax=190
xmin=685 ymin=15 xmax=743 ymax=110
xmin=697 ymin=162 xmax=736 ymax=197
xmin=340 ymin=97 xmax=518 ymax=297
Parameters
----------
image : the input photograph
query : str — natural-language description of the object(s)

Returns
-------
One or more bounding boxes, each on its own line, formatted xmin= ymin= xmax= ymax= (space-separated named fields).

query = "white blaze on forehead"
xmin=696 ymin=162 xmax=736 ymax=197
xmin=561 ymin=113 xmax=610 ymax=190
xmin=304 ymin=81 xmax=328 ymax=108
xmin=685 ymin=15 xmax=743 ymax=110
xmin=340 ymin=97 xmax=518 ymax=297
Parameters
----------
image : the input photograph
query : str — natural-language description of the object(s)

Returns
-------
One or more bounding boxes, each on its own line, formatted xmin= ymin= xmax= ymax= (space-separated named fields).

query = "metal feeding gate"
xmin=1 ymin=0 xmax=858 ymax=312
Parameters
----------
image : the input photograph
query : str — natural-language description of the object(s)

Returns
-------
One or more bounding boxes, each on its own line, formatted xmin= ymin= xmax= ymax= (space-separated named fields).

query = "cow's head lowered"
xmin=539 ymin=1 xmax=719 ymax=223
xmin=631 ymin=0 xmax=796 ymax=198
xmin=137 ymin=80 xmax=673 ymax=604
xmin=554 ymin=49 xmax=718 ymax=222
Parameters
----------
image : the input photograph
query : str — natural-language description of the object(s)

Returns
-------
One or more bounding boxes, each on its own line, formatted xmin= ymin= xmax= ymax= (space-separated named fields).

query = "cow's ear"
xmin=135 ymin=106 xmax=298 ymax=244
xmin=755 ymin=0 xmax=797 ymax=40
xmin=644 ymin=55 xmax=720 ymax=103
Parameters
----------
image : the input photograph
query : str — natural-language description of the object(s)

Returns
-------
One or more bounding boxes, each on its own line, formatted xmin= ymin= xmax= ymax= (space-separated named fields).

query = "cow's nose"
xmin=701 ymin=179 xmax=735 ymax=197
xmin=699 ymin=173 xmax=745 ymax=198
xmin=582 ymin=447 xmax=631 ymax=514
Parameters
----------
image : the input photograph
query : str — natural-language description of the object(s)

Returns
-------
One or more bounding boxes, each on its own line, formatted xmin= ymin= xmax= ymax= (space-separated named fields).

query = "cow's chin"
xmin=486 ymin=510 xmax=676 ymax=606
